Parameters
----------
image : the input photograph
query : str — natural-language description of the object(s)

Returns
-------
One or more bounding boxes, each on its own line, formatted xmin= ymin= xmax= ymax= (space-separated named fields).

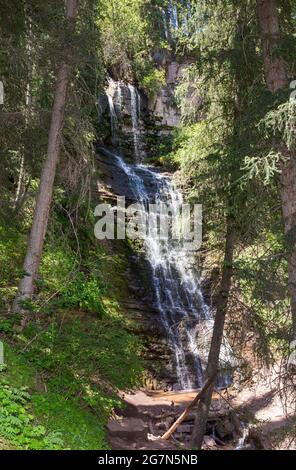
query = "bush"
xmin=139 ymin=67 xmax=166 ymax=96
xmin=0 ymin=379 xmax=64 ymax=450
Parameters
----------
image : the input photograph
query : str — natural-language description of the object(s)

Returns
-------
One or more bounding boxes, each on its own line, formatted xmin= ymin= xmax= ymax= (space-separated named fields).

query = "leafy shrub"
xmin=38 ymin=247 xmax=105 ymax=314
xmin=0 ymin=379 xmax=64 ymax=450
xmin=23 ymin=318 xmax=143 ymax=391
xmin=0 ymin=319 xmax=14 ymax=333
xmin=140 ymin=67 xmax=166 ymax=96
xmin=57 ymin=274 xmax=105 ymax=314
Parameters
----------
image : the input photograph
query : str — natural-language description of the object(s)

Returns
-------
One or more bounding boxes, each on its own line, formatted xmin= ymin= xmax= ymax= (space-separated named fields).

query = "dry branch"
xmin=161 ymin=374 xmax=216 ymax=441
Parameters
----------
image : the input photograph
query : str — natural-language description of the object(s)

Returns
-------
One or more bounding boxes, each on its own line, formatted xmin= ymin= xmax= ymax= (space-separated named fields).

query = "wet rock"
xmin=202 ymin=435 xmax=217 ymax=449
xmin=247 ymin=428 xmax=272 ymax=450
xmin=176 ymin=424 xmax=193 ymax=434
xmin=95 ymin=150 xmax=136 ymax=200
xmin=215 ymin=417 xmax=235 ymax=439
xmin=229 ymin=409 xmax=244 ymax=436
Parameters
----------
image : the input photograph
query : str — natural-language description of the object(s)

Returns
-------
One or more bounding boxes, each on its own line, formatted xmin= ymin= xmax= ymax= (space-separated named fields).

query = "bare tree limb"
xmin=161 ymin=374 xmax=216 ymax=441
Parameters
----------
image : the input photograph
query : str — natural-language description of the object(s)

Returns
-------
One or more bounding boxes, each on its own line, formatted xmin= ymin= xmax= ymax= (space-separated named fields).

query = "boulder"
xmin=215 ymin=417 xmax=235 ymax=439
xmin=202 ymin=435 xmax=217 ymax=449
xmin=107 ymin=417 xmax=148 ymax=440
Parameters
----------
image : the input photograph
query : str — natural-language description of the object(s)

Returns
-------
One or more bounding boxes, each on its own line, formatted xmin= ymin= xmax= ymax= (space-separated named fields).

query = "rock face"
xmin=98 ymin=58 xmax=190 ymax=162
xmin=95 ymin=57 xmax=221 ymax=392
xmin=99 ymin=78 xmax=148 ymax=161
xmin=147 ymin=61 xmax=184 ymax=129
xmin=95 ymin=150 xmax=136 ymax=200
xmin=95 ymin=148 xmax=171 ymax=202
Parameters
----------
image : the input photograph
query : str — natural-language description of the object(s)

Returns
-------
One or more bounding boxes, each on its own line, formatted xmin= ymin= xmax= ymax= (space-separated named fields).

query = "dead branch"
xmin=161 ymin=374 xmax=216 ymax=441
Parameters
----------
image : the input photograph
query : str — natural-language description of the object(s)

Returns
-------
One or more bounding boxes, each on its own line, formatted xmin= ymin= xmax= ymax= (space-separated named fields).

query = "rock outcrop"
xmin=98 ymin=57 xmax=191 ymax=162
xmin=147 ymin=61 xmax=184 ymax=129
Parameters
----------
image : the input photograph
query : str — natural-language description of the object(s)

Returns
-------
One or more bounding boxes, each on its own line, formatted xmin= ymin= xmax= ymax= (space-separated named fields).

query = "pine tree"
xmin=13 ymin=0 xmax=80 ymax=313
xmin=257 ymin=0 xmax=296 ymax=341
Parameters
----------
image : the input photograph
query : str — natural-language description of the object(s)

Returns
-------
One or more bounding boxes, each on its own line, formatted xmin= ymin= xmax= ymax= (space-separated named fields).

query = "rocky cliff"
xmin=97 ymin=57 xmax=191 ymax=163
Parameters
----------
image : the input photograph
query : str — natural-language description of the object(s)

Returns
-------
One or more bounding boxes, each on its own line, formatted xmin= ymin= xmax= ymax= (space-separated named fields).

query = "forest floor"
xmin=230 ymin=366 xmax=296 ymax=450
xmin=107 ymin=365 xmax=296 ymax=450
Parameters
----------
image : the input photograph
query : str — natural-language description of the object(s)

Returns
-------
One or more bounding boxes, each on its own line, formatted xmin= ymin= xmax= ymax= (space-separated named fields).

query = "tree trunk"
xmin=14 ymin=7 xmax=33 ymax=211
xmin=257 ymin=0 xmax=296 ymax=340
xmin=13 ymin=0 xmax=79 ymax=313
xmin=190 ymin=218 xmax=235 ymax=448
xmin=190 ymin=5 xmax=245 ymax=447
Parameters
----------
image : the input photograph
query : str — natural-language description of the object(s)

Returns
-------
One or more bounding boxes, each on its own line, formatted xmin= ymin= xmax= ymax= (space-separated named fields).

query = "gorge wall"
xmin=94 ymin=53 xmax=234 ymax=391
xmin=97 ymin=57 xmax=187 ymax=163
xmin=94 ymin=57 xmax=188 ymax=390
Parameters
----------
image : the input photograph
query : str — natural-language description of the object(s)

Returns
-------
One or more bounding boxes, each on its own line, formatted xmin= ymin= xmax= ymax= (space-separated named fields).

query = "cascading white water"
xmin=115 ymin=83 xmax=122 ymax=116
xmin=106 ymin=78 xmax=125 ymax=153
xmin=128 ymin=84 xmax=141 ymax=160
xmin=102 ymin=82 xmax=233 ymax=389
xmin=136 ymin=87 xmax=141 ymax=117
xmin=163 ymin=1 xmax=192 ymax=38
xmin=168 ymin=0 xmax=179 ymax=29
xmin=105 ymin=80 xmax=143 ymax=159
xmin=107 ymin=94 xmax=118 ymax=146
xmin=139 ymin=167 xmax=208 ymax=389
xmin=99 ymin=147 xmax=233 ymax=389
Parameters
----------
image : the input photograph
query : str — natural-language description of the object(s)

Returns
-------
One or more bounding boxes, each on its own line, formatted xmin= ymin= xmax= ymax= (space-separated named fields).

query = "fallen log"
xmin=161 ymin=375 xmax=216 ymax=440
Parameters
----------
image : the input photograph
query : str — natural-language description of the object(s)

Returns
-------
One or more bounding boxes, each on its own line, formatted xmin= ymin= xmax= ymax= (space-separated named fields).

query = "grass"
xmin=0 ymin=309 xmax=143 ymax=449
xmin=0 ymin=237 xmax=144 ymax=449
xmin=0 ymin=205 xmax=145 ymax=450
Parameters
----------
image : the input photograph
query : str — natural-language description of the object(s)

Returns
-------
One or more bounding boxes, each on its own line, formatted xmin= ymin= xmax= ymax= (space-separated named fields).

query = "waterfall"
xmin=137 ymin=165 xmax=207 ymax=389
xmin=137 ymin=90 xmax=141 ymax=117
xmin=163 ymin=1 xmax=193 ymax=38
xmin=162 ymin=9 xmax=169 ymax=40
xmin=115 ymin=83 xmax=122 ymax=116
xmin=99 ymin=148 xmax=233 ymax=390
xmin=128 ymin=84 xmax=141 ymax=160
xmin=106 ymin=80 xmax=142 ymax=159
xmin=168 ymin=0 xmax=179 ymax=29
xmin=107 ymin=93 xmax=118 ymax=145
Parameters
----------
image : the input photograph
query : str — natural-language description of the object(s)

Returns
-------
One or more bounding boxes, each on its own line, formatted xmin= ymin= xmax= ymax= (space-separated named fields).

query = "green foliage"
xmin=0 ymin=302 xmax=143 ymax=449
xmin=0 ymin=224 xmax=25 ymax=309
xmin=0 ymin=319 xmax=14 ymax=333
xmin=243 ymin=151 xmax=283 ymax=186
xmin=139 ymin=65 xmax=166 ymax=95
xmin=38 ymin=247 xmax=105 ymax=314
xmin=0 ymin=0 xmax=102 ymax=217
xmin=22 ymin=317 xmax=142 ymax=392
xmin=99 ymin=0 xmax=148 ymax=79
xmin=31 ymin=392 xmax=108 ymax=450
xmin=59 ymin=275 xmax=105 ymax=313
xmin=99 ymin=0 xmax=167 ymax=94
xmin=0 ymin=343 xmax=109 ymax=450
xmin=172 ymin=0 xmax=292 ymax=363
xmin=0 ymin=378 xmax=64 ymax=450
xmin=0 ymin=202 xmax=143 ymax=450
xmin=262 ymin=99 xmax=296 ymax=151
xmin=235 ymin=236 xmax=290 ymax=358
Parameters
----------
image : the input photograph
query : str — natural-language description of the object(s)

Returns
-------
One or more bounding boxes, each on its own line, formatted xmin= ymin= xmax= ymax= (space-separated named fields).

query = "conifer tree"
xmin=13 ymin=0 xmax=80 ymax=312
